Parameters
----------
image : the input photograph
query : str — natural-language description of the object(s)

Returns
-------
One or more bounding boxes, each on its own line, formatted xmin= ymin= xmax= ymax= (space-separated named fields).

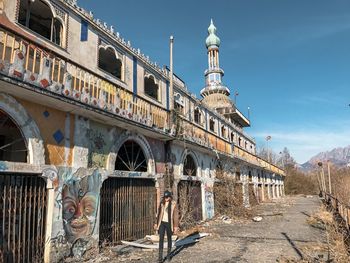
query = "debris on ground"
xmin=219 ymin=215 xmax=232 ymax=224
xmin=120 ymin=232 xmax=210 ymax=250
xmin=252 ymin=216 xmax=263 ymax=222
xmin=145 ymin=234 xmax=178 ymax=242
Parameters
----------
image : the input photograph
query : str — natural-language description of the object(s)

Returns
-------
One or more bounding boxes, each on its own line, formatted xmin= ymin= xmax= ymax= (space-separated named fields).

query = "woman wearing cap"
xmin=154 ymin=190 xmax=178 ymax=262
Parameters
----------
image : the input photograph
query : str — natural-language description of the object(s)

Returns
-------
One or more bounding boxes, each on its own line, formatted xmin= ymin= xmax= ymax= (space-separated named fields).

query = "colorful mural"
xmin=49 ymin=168 xmax=102 ymax=260
xmin=62 ymin=170 xmax=100 ymax=243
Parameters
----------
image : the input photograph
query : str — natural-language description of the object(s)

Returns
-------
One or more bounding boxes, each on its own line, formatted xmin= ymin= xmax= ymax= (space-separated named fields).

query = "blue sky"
xmin=79 ymin=0 xmax=350 ymax=163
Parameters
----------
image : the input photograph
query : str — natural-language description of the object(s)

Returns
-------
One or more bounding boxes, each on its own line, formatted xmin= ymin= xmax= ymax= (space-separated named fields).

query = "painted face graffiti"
xmin=62 ymin=171 xmax=100 ymax=242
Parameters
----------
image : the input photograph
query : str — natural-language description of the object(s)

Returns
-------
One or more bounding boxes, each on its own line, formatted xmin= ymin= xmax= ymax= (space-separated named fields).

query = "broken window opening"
xmin=194 ymin=108 xmax=201 ymax=125
xmin=174 ymin=101 xmax=184 ymax=115
xmin=98 ymin=46 xmax=122 ymax=79
xmin=144 ymin=75 xmax=159 ymax=100
xmin=115 ymin=140 xmax=147 ymax=172
xmin=0 ymin=110 xmax=27 ymax=162
xmin=221 ymin=125 xmax=226 ymax=138
xmin=230 ymin=132 xmax=235 ymax=142
xmin=209 ymin=118 xmax=215 ymax=132
xmin=183 ymin=155 xmax=197 ymax=176
xmin=236 ymin=171 xmax=241 ymax=181
xmin=18 ymin=0 xmax=64 ymax=46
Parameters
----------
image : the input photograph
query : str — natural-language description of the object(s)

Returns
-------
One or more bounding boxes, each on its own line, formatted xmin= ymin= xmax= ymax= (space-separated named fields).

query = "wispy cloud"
xmin=230 ymin=14 xmax=350 ymax=51
xmin=252 ymin=121 xmax=350 ymax=163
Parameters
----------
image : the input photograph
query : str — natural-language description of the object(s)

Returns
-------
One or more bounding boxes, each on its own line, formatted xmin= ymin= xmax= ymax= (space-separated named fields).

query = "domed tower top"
xmin=206 ymin=19 xmax=221 ymax=48
xmin=201 ymin=19 xmax=230 ymax=101
xmin=201 ymin=20 xmax=251 ymax=128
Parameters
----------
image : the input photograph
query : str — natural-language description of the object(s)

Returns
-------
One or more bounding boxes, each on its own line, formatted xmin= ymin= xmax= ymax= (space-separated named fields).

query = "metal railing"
xmin=323 ymin=191 xmax=350 ymax=230
xmin=0 ymin=26 xmax=168 ymax=130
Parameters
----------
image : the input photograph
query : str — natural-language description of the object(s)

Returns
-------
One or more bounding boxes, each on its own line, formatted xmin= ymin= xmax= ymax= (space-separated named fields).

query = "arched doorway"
xmin=0 ymin=109 xmax=27 ymax=162
xmin=178 ymin=153 xmax=202 ymax=228
xmin=0 ymin=109 xmax=47 ymax=262
xmin=99 ymin=140 xmax=156 ymax=245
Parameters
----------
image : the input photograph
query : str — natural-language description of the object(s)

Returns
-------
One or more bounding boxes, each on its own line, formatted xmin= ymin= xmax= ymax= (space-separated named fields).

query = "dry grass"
xmin=307 ymin=206 xmax=350 ymax=263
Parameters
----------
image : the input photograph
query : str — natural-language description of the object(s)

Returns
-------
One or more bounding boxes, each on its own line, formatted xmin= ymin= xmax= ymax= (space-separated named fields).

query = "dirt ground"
xmin=88 ymin=196 xmax=328 ymax=263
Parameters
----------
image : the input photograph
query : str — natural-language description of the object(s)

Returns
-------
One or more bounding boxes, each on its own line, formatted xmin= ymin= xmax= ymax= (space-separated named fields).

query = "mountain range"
xmin=301 ymin=145 xmax=350 ymax=171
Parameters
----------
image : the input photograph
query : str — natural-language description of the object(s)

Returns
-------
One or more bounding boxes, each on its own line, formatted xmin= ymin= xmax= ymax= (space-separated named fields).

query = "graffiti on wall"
xmin=62 ymin=170 xmax=100 ymax=243
xmin=50 ymin=167 xmax=102 ymax=260
xmin=204 ymin=183 xmax=214 ymax=219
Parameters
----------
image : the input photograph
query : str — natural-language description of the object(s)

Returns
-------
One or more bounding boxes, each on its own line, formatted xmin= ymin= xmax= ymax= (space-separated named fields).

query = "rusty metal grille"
xmin=0 ymin=173 xmax=48 ymax=263
xmin=99 ymin=178 xmax=156 ymax=245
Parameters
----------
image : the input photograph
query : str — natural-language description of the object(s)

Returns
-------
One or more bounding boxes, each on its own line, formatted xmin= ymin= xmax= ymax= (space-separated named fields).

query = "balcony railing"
xmin=0 ymin=26 xmax=168 ymax=130
xmin=180 ymin=119 xmax=284 ymax=175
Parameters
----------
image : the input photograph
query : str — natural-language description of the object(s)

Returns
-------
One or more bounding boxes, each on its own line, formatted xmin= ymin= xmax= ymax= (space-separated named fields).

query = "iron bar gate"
xmin=99 ymin=178 xmax=156 ymax=245
xmin=0 ymin=173 xmax=48 ymax=263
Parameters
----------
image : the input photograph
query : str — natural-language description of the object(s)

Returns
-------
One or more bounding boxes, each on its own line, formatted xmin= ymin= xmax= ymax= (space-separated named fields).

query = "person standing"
xmin=154 ymin=190 xmax=178 ymax=262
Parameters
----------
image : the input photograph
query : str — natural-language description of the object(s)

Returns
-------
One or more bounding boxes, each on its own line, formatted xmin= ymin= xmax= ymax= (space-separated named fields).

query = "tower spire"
xmin=201 ymin=19 xmax=230 ymax=98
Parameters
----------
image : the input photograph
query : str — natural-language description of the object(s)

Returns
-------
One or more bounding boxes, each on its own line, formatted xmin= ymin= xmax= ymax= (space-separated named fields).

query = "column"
xmin=242 ymin=169 xmax=250 ymax=208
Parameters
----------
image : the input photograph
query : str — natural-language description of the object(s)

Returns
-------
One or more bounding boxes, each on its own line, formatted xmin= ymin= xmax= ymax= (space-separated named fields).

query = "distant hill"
xmin=301 ymin=145 xmax=350 ymax=171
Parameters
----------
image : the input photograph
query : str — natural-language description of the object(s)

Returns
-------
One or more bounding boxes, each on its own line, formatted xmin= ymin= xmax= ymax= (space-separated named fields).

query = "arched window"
xmin=238 ymin=137 xmax=242 ymax=147
xmin=183 ymin=155 xmax=196 ymax=176
xmin=98 ymin=47 xmax=122 ymax=79
xmin=209 ymin=118 xmax=215 ymax=132
xmin=0 ymin=110 xmax=27 ymax=162
xmin=230 ymin=132 xmax=235 ymax=142
xmin=115 ymin=140 xmax=147 ymax=172
xmin=52 ymin=18 xmax=63 ymax=46
xmin=144 ymin=75 xmax=159 ymax=100
xmin=18 ymin=0 xmax=64 ymax=46
xmin=194 ymin=108 xmax=201 ymax=125
xmin=221 ymin=125 xmax=226 ymax=138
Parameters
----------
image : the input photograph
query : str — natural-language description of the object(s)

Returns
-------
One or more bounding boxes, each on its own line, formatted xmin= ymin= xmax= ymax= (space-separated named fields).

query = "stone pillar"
xmin=279 ymin=184 xmax=283 ymax=197
xmin=242 ymin=170 xmax=250 ymax=208
xmin=261 ymin=183 xmax=265 ymax=201
xmin=267 ymin=178 xmax=271 ymax=200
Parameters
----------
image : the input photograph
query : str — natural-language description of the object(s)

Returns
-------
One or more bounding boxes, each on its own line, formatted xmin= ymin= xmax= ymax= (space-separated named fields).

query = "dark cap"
xmin=164 ymin=190 xmax=172 ymax=198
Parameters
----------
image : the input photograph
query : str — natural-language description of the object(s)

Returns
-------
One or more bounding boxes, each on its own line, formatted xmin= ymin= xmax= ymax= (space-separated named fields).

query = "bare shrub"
xmin=177 ymin=181 xmax=201 ymax=229
xmin=284 ymin=165 xmax=318 ymax=195
xmin=213 ymin=170 xmax=251 ymax=218
xmin=248 ymin=184 xmax=259 ymax=206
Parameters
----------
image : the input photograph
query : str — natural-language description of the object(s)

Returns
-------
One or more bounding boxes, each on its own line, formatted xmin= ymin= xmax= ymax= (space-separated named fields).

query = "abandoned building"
xmin=0 ymin=0 xmax=285 ymax=262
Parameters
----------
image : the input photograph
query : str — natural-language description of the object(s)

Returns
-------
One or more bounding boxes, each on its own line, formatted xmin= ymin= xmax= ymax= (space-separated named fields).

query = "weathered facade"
xmin=0 ymin=0 xmax=285 ymax=262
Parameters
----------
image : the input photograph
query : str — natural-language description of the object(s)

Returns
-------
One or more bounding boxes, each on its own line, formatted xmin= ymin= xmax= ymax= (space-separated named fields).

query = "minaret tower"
xmin=201 ymin=19 xmax=232 ymax=110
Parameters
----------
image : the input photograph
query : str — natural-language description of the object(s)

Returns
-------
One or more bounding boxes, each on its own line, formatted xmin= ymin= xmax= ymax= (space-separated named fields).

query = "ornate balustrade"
xmin=0 ymin=26 xmax=168 ymax=130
